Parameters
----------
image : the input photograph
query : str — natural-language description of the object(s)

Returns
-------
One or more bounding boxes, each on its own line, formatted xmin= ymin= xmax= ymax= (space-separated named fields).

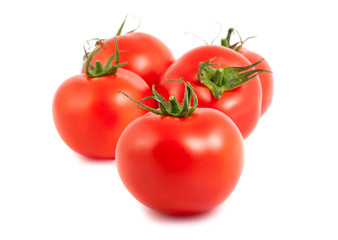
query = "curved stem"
xmin=184 ymin=32 xmax=208 ymax=45
xmin=221 ymin=28 xmax=256 ymax=51
xmin=83 ymin=38 xmax=106 ymax=61
xmin=210 ymin=22 xmax=223 ymax=45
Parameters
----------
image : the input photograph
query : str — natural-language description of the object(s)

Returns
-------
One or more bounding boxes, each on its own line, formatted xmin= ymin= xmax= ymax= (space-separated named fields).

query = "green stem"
xmin=221 ymin=28 xmax=234 ymax=48
xmin=221 ymin=28 xmax=256 ymax=51
xmin=169 ymin=96 xmax=181 ymax=114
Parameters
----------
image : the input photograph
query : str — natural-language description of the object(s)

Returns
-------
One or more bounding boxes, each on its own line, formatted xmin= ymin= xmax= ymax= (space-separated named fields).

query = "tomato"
xmin=82 ymin=18 xmax=174 ymax=87
xmin=237 ymin=48 xmax=273 ymax=116
xmin=53 ymin=40 xmax=154 ymax=159
xmin=221 ymin=28 xmax=273 ymax=116
xmin=116 ymin=81 xmax=244 ymax=215
xmin=157 ymin=45 xmax=263 ymax=139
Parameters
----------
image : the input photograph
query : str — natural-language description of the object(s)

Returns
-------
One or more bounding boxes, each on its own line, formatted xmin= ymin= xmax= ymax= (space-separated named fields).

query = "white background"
xmin=1 ymin=0 xmax=338 ymax=239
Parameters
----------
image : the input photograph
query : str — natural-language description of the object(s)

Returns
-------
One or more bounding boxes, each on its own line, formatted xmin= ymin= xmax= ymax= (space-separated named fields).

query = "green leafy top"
xmin=198 ymin=57 xmax=271 ymax=99
xmin=118 ymin=79 xmax=198 ymax=118
xmin=83 ymin=14 xmax=139 ymax=64
xmin=83 ymin=37 xmax=127 ymax=78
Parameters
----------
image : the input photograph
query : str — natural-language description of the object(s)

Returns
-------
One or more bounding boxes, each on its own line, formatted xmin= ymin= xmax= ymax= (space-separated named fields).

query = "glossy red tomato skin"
xmin=157 ymin=45 xmax=262 ymax=139
xmin=116 ymin=108 xmax=244 ymax=215
xmin=83 ymin=32 xmax=175 ymax=87
xmin=52 ymin=69 xmax=154 ymax=159
xmin=238 ymin=48 xmax=273 ymax=116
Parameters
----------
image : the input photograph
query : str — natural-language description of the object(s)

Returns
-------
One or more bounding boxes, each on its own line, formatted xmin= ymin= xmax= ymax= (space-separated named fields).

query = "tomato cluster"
xmin=52 ymin=17 xmax=273 ymax=215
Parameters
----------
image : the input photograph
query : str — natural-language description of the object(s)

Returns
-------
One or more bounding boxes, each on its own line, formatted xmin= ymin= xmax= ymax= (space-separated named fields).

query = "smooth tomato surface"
xmin=116 ymin=108 xmax=244 ymax=215
xmin=238 ymin=48 xmax=273 ymax=116
xmin=53 ymin=68 xmax=153 ymax=159
xmin=83 ymin=32 xmax=175 ymax=87
xmin=157 ymin=45 xmax=262 ymax=139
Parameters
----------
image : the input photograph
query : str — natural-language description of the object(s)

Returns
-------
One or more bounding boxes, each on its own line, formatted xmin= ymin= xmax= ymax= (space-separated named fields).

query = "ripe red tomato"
xmin=53 ymin=69 xmax=153 ymax=159
xmin=53 ymin=40 xmax=154 ymax=159
xmin=116 ymin=107 xmax=244 ymax=215
xmin=82 ymin=20 xmax=175 ymax=87
xmin=157 ymin=45 xmax=263 ymax=139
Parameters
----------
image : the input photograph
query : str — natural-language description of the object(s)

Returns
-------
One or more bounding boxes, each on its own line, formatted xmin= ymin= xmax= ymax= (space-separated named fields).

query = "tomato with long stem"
xmin=82 ymin=16 xmax=175 ymax=87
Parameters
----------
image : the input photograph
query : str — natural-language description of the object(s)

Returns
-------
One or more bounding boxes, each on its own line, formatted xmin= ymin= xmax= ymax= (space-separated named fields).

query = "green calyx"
xmin=118 ymin=79 xmax=198 ymax=118
xmin=198 ymin=57 xmax=270 ymax=99
xmin=84 ymin=37 xmax=127 ymax=78
xmin=82 ymin=15 xmax=139 ymax=69
xmin=221 ymin=28 xmax=256 ymax=51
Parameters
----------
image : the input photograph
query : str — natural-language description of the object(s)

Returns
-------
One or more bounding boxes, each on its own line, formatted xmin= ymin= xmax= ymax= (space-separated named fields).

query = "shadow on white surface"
xmin=142 ymin=204 xmax=223 ymax=223
xmin=74 ymin=152 xmax=116 ymax=164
